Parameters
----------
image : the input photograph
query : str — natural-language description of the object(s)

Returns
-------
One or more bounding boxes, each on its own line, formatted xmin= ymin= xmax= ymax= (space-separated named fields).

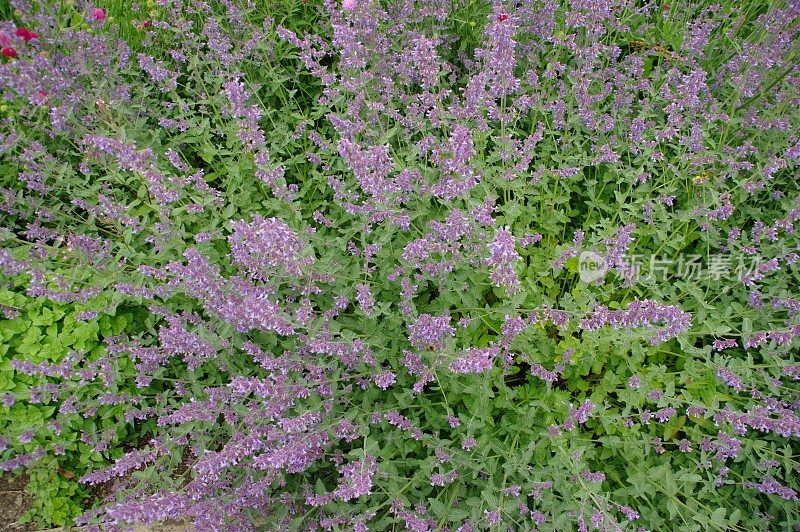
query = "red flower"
xmin=497 ymin=13 xmax=509 ymax=22
xmin=142 ymin=20 xmax=151 ymax=28
xmin=2 ymin=47 xmax=17 ymax=59
xmin=38 ymin=90 xmax=48 ymax=98
xmin=15 ymin=28 xmax=38 ymax=41
xmin=92 ymin=8 xmax=107 ymax=21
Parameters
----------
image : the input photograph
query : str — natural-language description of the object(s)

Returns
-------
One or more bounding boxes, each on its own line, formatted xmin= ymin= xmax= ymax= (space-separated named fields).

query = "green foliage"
xmin=19 ymin=463 xmax=86 ymax=527
xmin=0 ymin=276 xmax=135 ymax=526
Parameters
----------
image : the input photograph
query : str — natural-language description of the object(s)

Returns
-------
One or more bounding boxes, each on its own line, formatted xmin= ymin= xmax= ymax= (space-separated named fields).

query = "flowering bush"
xmin=1 ymin=0 xmax=799 ymax=530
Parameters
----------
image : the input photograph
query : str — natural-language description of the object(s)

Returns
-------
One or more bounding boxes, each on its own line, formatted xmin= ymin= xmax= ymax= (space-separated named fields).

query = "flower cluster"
xmin=0 ymin=0 xmax=798 ymax=530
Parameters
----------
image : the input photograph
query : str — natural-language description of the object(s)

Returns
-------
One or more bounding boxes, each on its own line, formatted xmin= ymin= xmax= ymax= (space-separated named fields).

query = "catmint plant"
xmin=0 ymin=0 xmax=799 ymax=530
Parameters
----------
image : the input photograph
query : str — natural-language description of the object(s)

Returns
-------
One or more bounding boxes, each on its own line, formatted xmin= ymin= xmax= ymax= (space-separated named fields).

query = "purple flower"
xmin=686 ymin=406 xmax=706 ymax=417
xmin=531 ymin=510 xmax=546 ymax=525
xmin=652 ymin=437 xmax=666 ymax=454
xmin=477 ymin=6 xmax=519 ymax=99
xmin=712 ymin=338 xmax=738 ymax=351
xmin=487 ymin=226 xmax=521 ymax=292
xmin=488 ymin=226 xmax=520 ymax=264
xmin=752 ymin=476 xmax=798 ymax=501
xmin=484 ymin=509 xmax=501 ymax=526
xmin=554 ymin=230 xmax=585 ymax=269
xmin=581 ymin=469 xmax=605 ymax=483
xmin=408 ymin=313 xmax=454 ymax=351
xmin=81 ymin=448 xmax=161 ymax=485
xmin=335 ymin=420 xmax=360 ymax=443
xmin=580 ymin=299 xmax=692 ymax=345
xmin=714 ymin=432 xmax=742 ymax=461
xmin=568 ymin=400 xmax=595 ymax=425
xmin=137 ymin=53 xmax=178 ymax=92
xmin=716 ymin=367 xmax=745 ymax=391
xmin=103 ymin=492 xmax=191 ymax=526
xmin=449 ymin=347 xmax=500 ymax=374
xmin=356 ymin=283 xmax=376 ymax=317
xmin=530 ymin=363 xmax=559 ymax=383
xmin=434 ymin=448 xmax=450 ymax=463
xmin=229 ymin=215 xmax=310 ymax=279
xmin=615 ymin=504 xmax=640 ymax=521
xmin=374 ymin=371 xmax=396 ymax=390
xmin=654 ymin=407 xmax=676 ymax=422
xmin=647 ymin=389 xmax=663 ymax=401
xmin=334 ymin=456 xmax=378 ymax=501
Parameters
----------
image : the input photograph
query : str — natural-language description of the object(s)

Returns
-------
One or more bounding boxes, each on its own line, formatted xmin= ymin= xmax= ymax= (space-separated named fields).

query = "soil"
xmin=0 ymin=447 xmax=194 ymax=531
xmin=0 ymin=473 xmax=34 ymax=532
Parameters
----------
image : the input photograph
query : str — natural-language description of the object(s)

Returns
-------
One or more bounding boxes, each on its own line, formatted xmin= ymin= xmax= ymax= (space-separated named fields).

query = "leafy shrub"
xmin=0 ymin=276 xmax=135 ymax=526
xmin=1 ymin=0 xmax=799 ymax=530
